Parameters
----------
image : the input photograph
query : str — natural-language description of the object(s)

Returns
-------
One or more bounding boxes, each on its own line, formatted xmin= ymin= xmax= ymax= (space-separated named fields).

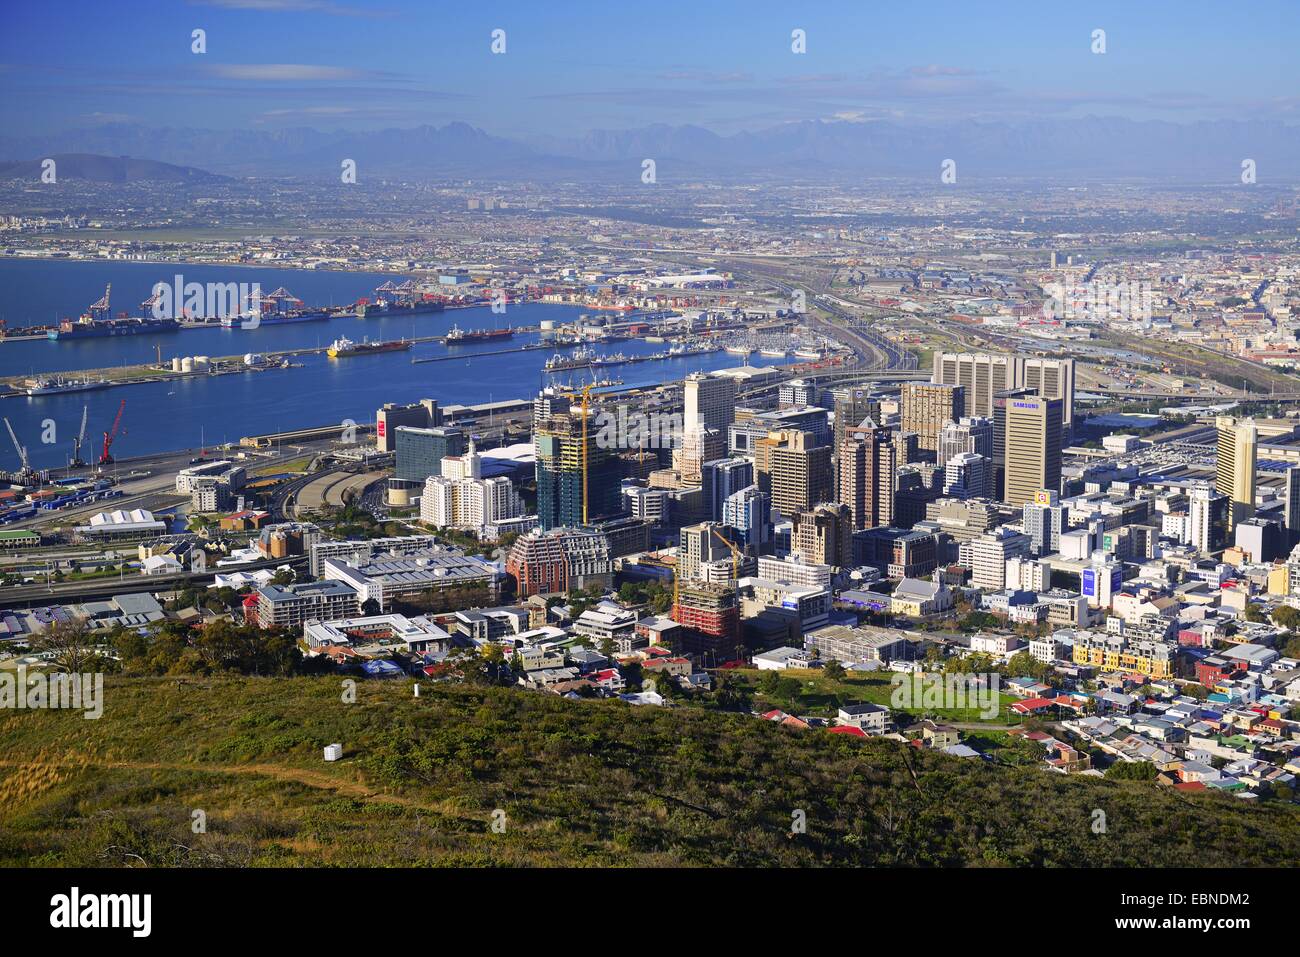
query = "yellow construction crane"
xmin=580 ymin=383 xmax=593 ymax=526
xmin=709 ymin=526 xmax=743 ymax=581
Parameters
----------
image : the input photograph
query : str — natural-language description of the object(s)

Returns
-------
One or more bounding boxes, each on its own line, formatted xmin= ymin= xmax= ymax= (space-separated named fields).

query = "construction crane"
xmin=70 ymin=405 xmax=89 ymax=468
xmin=709 ymin=525 xmax=744 ymax=581
xmin=99 ymin=399 xmax=126 ymax=466
xmin=4 ymin=417 xmax=30 ymax=478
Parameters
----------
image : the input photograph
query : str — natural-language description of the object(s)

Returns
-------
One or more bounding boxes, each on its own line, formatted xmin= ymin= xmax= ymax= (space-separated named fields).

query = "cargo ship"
xmin=219 ymin=287 xmax=329 ymax=328
xmin=24 ymin=375 xmax=111 ymax=396
xmin=327 ymin=336 xmax=411 ymax=358
xmin=46 ymin=284 xmax=182 ymax=340
xmin=446 ymin=324 xmax=513 ymax=344
xmin=356 ymin=282 xmax=446 ymax=318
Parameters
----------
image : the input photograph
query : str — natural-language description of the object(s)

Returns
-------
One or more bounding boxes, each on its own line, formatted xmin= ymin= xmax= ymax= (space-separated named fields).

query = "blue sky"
xmin=2 ymin=0 xmax=1296 ymax=137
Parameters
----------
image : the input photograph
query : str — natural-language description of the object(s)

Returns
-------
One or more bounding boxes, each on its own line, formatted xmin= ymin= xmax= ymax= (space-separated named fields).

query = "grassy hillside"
xmin=2 ymin=675 xmax=1297 ymax=867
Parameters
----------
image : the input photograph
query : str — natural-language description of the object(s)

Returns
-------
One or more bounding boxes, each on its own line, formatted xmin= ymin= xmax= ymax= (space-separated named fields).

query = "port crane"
xmin=99 ymin=399 xmax=126 ymax=466
xmin=70 ymin=405 xmax=89 ymax=468
xmin=4 ymin=417 xmax=31 ymax=479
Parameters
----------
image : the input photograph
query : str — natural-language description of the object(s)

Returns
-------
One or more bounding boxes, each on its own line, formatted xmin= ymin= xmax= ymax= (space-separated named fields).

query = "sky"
xmin=1 ymin=0 xmax=1297 ymax=139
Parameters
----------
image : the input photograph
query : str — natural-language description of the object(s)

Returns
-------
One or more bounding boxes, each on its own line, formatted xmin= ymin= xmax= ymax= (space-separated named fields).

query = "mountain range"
xmin=2 ymin=117 xmax=1297 ymax=183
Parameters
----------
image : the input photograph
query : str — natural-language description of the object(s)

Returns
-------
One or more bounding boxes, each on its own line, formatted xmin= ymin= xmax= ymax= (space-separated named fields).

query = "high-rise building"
xmin=765 ymin=430 xmax=831 ymax=520
xmin=1022 ymin=358 xmax=1076 ymax=428
xmin=673 ymin=426 xmax=725 ymax=484
xmin=938 ymin=416 xmax=994 ymax=467
xmin=838 ymin=421 xmax=901 ymax=531
xmin=793 ymin=503 xmax=853 ymax=568
xmin=1188 ymin=484 xmax=1230 ymax=554
xmin=679 ymin=521 xmax=735 ymax=583
xmin=723 ymin=484 xmax=772 ymax=555
xmin=702 ymin=457 xmax=754 ymax=522
xmin=672 ymin=582 xmax=739 ymax=658
xmin=1022 ymin=489 xmax=1067 ymax=557
xmin=534 ymin=409 xmax=622 ymax=530
xmin=943 ymin=452 xmax=992 ymax=501
xmin=998 ymin=392 xmax=1062 ymax=508
xmin=778 ymin=379 xmax=818 ymax=408
xmin=421 ymin=473 xmax=524 ymax=533
xmin=684 ymin=372 xmax=737 ymax=434
xmin=901 ymin=382 xmax=965 ymax=453
xmin=932 ymin=352 xmax=1074 ymax=428
xmin=1215 ymin=416 xmax=1257 ymax=531
xmin=395 ymin=426 xmax=465 ymax=483
xmin=376 ymin=400 xmax=440 ymax=452
xmin=932 ymin=352 xmax=1018 ymax=418
xmin=831 ymin=387 xmax=881 ymax=467
xmin=1285 ymin=466 xmax=1300 ymax=545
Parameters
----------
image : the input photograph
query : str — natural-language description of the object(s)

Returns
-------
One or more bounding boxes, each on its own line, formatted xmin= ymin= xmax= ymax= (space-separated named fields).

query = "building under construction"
xmin=534 ymin=406 xmax=621 ymax=530
xmin=672 ymin=581 xmax=739 ymax=658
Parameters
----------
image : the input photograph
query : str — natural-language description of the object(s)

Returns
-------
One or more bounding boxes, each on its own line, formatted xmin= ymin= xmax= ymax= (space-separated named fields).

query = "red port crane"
xmin=99 ymin=399 xmax=126 ymax=466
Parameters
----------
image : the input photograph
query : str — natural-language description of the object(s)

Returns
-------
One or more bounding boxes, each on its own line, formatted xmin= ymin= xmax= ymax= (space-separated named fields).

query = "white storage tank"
xmin=180 ymin=356 xmax=194 ymax=373
xmin=171 ymin=357 xmax=182 ymax=372
xmin=193 ymin=356 xmax=211 ymax=372
xmin=243 ymin=353 xmax=261 ymax=367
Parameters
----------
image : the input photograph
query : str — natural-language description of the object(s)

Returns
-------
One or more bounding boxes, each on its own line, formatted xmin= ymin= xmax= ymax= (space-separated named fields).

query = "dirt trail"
xmin=0 ymin=757 xmax=452 ymax=815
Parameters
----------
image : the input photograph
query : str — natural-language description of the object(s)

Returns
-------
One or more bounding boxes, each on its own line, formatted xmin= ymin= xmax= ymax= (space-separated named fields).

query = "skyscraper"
xmin=793 ymin=503 xmax=853 ymax=568
xmin=837 ymin=421 xmax=901 ymax=531
xmin=1215 ymin=416 xmax=1257 ymax=531
xmin=1000 ymin=393 xmax=1063 ymax=508
xmin=1022 ymin=489 xmax=1067 ymax=557
xmin=395 ymin=426 xmax=465 ymax=482
xmin=684 ymin=372 xmax=737 ymax=434
xmin=1285 ymin=466 xmax=1300 ymax=545
xmin=723 ymin=484 xmax=772 ymax=555
xmin=534 ymin=408 xmax=622 ymax=530
xmin=1189 ymin=484 xmax=1230 ymax=554
xmin=831 ymin=387 xmax=881 ymax=473
xmin=943 ymin=451 xmax=992 ymax=501
xmin=901 ymin=382 xmax=965 ymax=453
xmin=702 ymin=457 xmax=754 ymax=522
xmin=932 ymin=351 xmax=1018 ymax=418
xmin=938 ymin=416 xmax=994 ymax=467
xmin=767 ymin=430 xmax=832 ymax=520
xmin=932 ymin=352 xmax=1074 ymax=428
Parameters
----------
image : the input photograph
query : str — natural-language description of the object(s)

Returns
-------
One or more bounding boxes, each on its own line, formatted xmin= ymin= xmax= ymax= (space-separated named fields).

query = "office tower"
xmin=723 ymin=484 xmax=772 ymax=555
xmin=933 ymin=351 xmax=1074 ymax=428
xmin=832 ymin=387 xmax=881 ymax=466
xmin=932 ymin=351 xmax=1018 ymax=418
xmin=999 ymin=393 xmax=1063 ymax=508
xmin=679 ymin=521 xmax=734 ymax=582
xmin=793 ymin=502 xmax=852 ymax=568
xmin=532 ymin=388 xmax=571 ymax=424
xmin=767 ymin=430 xmax=832 ymax=520
xmin=673 ymin=426 xmax=725 ymax=484
xmin=684 ymin=372 xmax=737 ymax=434
xmin=1215 ymin=416 xmax=1257 ymax=531
xmin=778 ymin=379 xmax=818 ymax=408
xmin=376 ymin=400 xmax=439 ymax=452
xmin=672 ymin=582 xmax=739 ymax=659
xmin=838 ymin=421 xmax=901 ymax=531
xmin=702 ymin=457 xmax=754 ymax=522
xmin=1285 ymin=466 xmax=1300 ymax=545
xmin=534 ymin=409 xmax=622 ymax=530
xmin=943 ymin=451 xmax=992 ymax=501
xmin=395 ymin=426 xmax=465 ymax=482
xmin=938 ymin=416 xmax=994 ymax=467
xmin=1022 ymin=489 xmax=1067 ymax=557
xmin=901 ymin=382 xmax=965 ymax=453
xmin=895 ymin=463 xmax=944 ymax=528
xmin=1022 ymin=358 xmax=1075 ymax=429
xmin=1189 ymin=485 xmax=1230 ymax=554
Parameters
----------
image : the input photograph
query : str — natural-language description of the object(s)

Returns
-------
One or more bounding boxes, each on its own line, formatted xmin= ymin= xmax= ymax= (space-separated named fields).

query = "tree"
xmin=822 ymin=659 xmax=846 ymax=681
xmin=1105 ymin=761 xmax=1158 ymax=781
xmin=1243 ymin=603 xmax=1266 ymax=624
xmin=1271 ymin=605 xmax=1300 ymax=632
xmin=33 ymin=618 xmax=101 ymax=672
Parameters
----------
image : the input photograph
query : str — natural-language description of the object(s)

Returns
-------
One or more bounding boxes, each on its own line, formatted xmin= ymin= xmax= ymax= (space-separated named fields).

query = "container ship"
xmin=446 ymin=324 xmax=513 ymax=344
xmin=327 ymin=336 xmax=411 ymax=358
xmin=47 ymin=285 xmax=181 ymax=340
xmin=219 ymin=287 xmax=329 ymax=328
xmin=356 ymin=282 xmax=447 ymax=318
